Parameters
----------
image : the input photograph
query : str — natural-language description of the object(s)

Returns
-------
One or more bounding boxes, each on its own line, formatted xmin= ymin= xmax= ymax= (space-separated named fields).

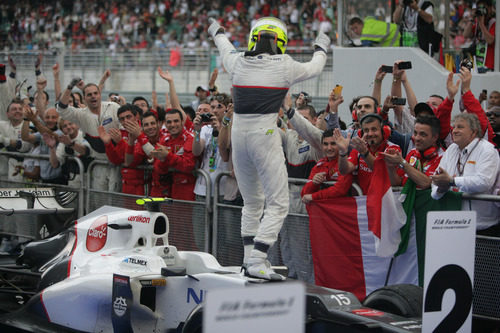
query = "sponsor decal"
xmin=298 ymin=146 xmax=310 ymax=154
xmin=409 ymin=156 xmax=418 ymax=167
xmin=113 ymin=296 xmax=127 ymax=317
xmin=187 ymin=288 xmax=205 ymax=304
xmin=140 ymin=279 xmax=166 ymax=287
xmin=0 ymin=188 xmax=53 ymax=198
xmin=86 ymin=216 xmax=108 ymax=252
xmin=352 ymin=308 xmax=385 ymax=317
xmin=102 ymin=117 xmax=113 ymax=126
xmin=122 ymin=257 xmax=148 ymax=266
xmin=128 ymin=215 xmax=150 ymax=223
xmin=114 ymin=275 xmax=129 ymax=285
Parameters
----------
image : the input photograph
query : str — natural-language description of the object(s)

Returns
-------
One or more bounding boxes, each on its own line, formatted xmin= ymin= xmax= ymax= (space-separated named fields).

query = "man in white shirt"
xmin=431 ymin=113 xmax=500 ymax=232
xmin=57 ymin=79 xmax=121 ymax=191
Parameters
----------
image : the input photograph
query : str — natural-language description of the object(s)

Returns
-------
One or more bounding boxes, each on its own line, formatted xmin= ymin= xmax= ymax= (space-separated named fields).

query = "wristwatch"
xmin=449 ymin=178 xmax=456 ymax=187
xmin=399 ymin=159 xmax=407 ymax=169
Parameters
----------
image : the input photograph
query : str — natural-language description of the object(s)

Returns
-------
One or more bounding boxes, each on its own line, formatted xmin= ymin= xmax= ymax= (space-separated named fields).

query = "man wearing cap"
xmin=191 ymin=86 xmax=210 ymax=111
xmin=293 ymin=91 xmax=311 ymax=108
xmin=208 ymin=16 xmax=330 ymax=280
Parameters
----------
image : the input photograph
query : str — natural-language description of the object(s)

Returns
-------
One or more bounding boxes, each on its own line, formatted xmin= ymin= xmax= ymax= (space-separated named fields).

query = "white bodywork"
xmin=39 ymin=206 xmax=250 ymax=332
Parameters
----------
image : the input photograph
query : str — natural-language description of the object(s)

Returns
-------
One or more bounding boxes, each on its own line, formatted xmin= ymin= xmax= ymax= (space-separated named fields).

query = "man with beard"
xmin=335 ymin=113 xmax=401 ymax=194
xmin=383 ymin=116 xmax=444 ymax=188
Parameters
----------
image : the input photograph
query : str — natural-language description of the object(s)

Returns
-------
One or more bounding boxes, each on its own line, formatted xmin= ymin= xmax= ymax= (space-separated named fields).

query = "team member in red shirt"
xmin=124 ymin=110 xmax=196 ymax=200
xmin=98 ymin=104 xmax=146 ymax=195
xmin=301 ymin=129 xmax=353 ymax=203
xmin=383 ymin=116 xmax=444 ymax=188
xmin=335 ymin=113 xmax=401 ymax=194
xmin=152 ymin=109 xmax=196 ymax=200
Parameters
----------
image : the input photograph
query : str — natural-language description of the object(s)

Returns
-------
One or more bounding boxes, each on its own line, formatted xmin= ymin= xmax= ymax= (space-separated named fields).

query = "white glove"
xmin=208 ymin=18 xmax=224 ymax=38
xmin=314 ymin=31 xmax=331 ymax=53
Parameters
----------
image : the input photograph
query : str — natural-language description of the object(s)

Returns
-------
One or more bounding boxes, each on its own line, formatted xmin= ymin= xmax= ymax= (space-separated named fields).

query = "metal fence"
xmin=0 ymin=150 xmax=499 ymax=320
xmin=0 ymin=48 xmax=334 ymax=106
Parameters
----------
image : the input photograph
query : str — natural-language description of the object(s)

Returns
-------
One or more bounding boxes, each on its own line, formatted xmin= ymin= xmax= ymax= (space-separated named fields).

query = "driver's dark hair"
xmin=142 ymin=111 xmax=158 ymax=122
xmin=132 ymin=96 xmax=150 ymax=109
xmin=166 ymin=108 xmax=184 ymax=122
xmin=357 ymin=95 xmax=379 ymax=109
xmin=117 ymin=104 xmax=138 ymax=117
xmin=321 ymin=129 xmax=334 ymax=142
xmin=415 ymin=115 xmax=441 ymax=137
xmin=349 ymin=17 xmax=363 ymax=26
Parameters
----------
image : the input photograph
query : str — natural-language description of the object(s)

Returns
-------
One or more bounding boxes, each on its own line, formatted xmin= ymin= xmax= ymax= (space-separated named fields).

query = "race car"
xmin=0 ymin=199 xmax=422 ymax=332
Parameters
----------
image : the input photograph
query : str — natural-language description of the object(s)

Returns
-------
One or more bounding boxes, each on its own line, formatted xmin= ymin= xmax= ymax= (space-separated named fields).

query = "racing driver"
xmin=208 ymin=17 xmax=330 ymax=280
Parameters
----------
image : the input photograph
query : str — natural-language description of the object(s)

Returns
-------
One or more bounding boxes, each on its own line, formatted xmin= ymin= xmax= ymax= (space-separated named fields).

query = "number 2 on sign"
xmin=424 ymin=264 xmax=473 ymax=333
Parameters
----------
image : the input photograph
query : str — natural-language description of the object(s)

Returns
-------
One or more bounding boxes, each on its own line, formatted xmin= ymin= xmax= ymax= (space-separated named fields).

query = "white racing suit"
xmin=213 ymin=34 xmax=327 ymax=259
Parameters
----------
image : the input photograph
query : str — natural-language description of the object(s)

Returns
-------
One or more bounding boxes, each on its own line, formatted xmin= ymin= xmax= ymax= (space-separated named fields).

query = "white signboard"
xmin=422 ymin=211 xmax=476 ymax=333
xmin=204 ymin=282 xmax=305 ymax=333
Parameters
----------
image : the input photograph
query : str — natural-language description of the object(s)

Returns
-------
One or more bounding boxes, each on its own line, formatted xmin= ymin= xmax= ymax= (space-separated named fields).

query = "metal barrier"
xmin=212 ymin=173 xmax=364 ymax=268
xmin=0 ymin=151 xmax=84 ymax=239
xmin=1 ymin=151 xmax=499 ymax=319
xmin=85 ymin=160 xmax=213 ymax=253
xmin=0 ymin=151 xmax=85 ymax=217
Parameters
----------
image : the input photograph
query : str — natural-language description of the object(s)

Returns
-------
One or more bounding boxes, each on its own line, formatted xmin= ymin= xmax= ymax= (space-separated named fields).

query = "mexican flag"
xmin=398 ymin=184 xmax=463 ymax=285
xmin=307 ymin=195 xmax=418 ymax=301
xmin=366 ymin=157 xmax=406 ymax=257
xmin=306 ymin=186 xmax=462 ymax=300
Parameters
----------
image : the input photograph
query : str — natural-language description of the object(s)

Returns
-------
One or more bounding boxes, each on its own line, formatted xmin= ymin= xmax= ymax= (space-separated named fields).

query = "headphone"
xmin=357 ymin=113 xmax=391 ymax=140
xmin=413 ymin=146 xmax=438 ymax=161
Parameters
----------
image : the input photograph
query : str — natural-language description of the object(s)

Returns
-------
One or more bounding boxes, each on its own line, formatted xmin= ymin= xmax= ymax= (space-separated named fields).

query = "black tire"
xmin=362 ymin=284 xmax=423 ymax=318
xmin=182 ymin=304 xmax=203 ymax=333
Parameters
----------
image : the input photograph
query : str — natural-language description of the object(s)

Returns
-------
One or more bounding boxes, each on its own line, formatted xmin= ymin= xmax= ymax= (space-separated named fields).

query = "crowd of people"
xmin=1 ymin=0 xmax=342 ymax=52
xmin=3 ymin=0 xmax=494 ymax=55
xmin=1 ymin=48 xmax=499 ymax=263
xmin=1 ymin=6 xmax=500 ymax=282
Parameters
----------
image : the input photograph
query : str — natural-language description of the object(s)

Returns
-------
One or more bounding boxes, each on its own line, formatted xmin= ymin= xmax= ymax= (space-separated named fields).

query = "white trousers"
xmin=231 ymin=126 xmax=289 ymax=247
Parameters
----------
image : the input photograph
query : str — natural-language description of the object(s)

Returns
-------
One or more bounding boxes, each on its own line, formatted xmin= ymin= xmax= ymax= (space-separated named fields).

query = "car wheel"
xmin=362 ymin=284 xmax=423 ymax=318
xmin=182 ymin=304 xmax=203 ymax=333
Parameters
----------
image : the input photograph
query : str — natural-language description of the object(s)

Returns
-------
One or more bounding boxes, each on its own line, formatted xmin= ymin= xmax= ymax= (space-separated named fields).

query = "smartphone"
xmin=397 ymin=61 xmax=412 ymax=70
xmin=391 ymin=97 xmax=407 ymax=105
xmin=381 ymin=65 xmax=393 ymax=73
xmin=333 ymin=85 xmax=343 ymax=97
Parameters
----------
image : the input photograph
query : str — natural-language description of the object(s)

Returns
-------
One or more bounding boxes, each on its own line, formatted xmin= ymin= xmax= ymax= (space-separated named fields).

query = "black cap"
xmin=414 ymin=102 xmax=435 ymax=116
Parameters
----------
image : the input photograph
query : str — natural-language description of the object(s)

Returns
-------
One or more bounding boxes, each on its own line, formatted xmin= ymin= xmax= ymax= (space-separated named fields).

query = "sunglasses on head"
xmin=486 ymin=111 xmax=500 ymax=117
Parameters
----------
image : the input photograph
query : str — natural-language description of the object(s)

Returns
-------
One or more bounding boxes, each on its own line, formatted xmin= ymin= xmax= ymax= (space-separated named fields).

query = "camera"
xmin=460 ymin=58 xmax=473 ymax=71
xmin=391 ymin=97 xmax=407 ymax=105
xmin=475 ymin=7 xmax=487 ymax=16
xmin=200 ymin=113 xmax=213 ymax=123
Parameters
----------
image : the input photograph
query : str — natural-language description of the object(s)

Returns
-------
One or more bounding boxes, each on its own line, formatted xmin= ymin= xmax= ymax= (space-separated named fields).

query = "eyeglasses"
xmin=210 ymin=95 xmax=228 ymax=103
xmin=486 ymin=112 xmax=500 ymax=117
xmin=210 ymin=103 xmax=225 ymax=109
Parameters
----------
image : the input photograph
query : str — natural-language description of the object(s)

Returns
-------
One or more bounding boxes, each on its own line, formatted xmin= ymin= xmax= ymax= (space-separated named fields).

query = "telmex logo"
xmin=86 ymin=215 xmax=108 ymax=252
xmin=128 ymin=215 xmax=150 ymax=223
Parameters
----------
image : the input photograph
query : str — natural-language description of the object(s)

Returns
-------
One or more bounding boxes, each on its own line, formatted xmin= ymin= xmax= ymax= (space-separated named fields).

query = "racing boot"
xmin=244 ymin=257 xmax=286 ymax=281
